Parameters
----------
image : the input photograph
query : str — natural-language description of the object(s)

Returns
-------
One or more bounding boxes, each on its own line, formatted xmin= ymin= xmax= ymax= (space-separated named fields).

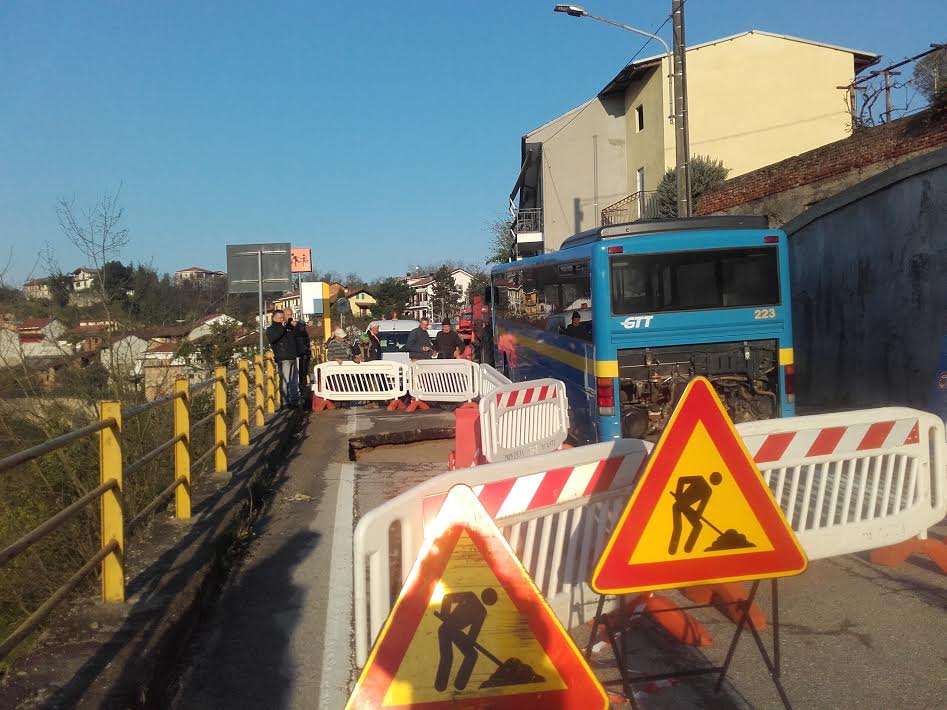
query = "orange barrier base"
xmin=588 ymin=595 xmax=713 ymax=649
xmin=636 ymin=593 xmax=714 ymax=647
xmin=870 ymin=537 xmax=947 ymax=574
xmin=312 ymin=396 xmax=335 ymax=412
xmin=386 ymin=399 xmax=407 ymax=411
xmin=405 ymin=398 xmax=430 ymax=413
xmin=682 ymin=583 xmax=767 ymax=632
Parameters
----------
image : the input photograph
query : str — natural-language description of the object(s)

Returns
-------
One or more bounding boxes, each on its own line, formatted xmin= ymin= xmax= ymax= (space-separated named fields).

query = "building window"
xmin=635 ymin=104 xmax=644 ymax=132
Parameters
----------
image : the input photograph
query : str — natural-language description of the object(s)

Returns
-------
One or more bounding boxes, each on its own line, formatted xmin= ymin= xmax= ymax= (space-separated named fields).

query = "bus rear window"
xmin=610 ymin=247 xmax=779 ymax=314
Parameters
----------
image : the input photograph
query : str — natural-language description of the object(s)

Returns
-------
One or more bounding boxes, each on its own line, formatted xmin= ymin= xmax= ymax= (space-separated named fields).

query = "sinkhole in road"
xmin=348 ymin=427 xmax=455 ymax=462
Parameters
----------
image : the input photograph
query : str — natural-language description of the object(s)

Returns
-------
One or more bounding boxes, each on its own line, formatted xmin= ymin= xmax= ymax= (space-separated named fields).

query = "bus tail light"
xmin=784 ymin=363 xmax=795 ymax=403
xmin=607 ymin=246 xmax=624 ymax=254
xmin=764 ymin=235 xmax=780 ymax=244
xmin=597 ymin=377 xmax=615 ymax=416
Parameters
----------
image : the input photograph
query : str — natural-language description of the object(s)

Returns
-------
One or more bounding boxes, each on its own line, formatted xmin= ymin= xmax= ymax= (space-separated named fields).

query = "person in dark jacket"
xmin=433 ymin=318 xmax=465 ymax=359
xmin=354 ymin=324 xmax=383 ymax=362
xmin=294 ymin=317 xmax=312 ymax=399
xmin=405 ymin=317 xmax=434 ymax=360
xmin=266 ymin=309 xmax=298 ymax=408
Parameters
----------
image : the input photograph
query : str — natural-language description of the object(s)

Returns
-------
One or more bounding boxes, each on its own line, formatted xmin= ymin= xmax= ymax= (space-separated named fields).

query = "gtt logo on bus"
xmin=621 ymin=315 xmax=654 ymax=329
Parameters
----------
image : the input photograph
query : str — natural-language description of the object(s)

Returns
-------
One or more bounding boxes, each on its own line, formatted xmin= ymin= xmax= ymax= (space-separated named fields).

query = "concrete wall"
xmin=530 ymin=97 xmax=627 ymax=251
xmin=786 ymin=148 xmax=947 ymax=410
xmin=679 ymin=32 xmax=855 ymax=178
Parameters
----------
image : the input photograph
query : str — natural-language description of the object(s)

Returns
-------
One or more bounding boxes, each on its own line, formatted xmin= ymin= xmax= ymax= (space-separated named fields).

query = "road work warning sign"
xmin=591 ymin=376 xmax=807 ymax=594
xmin=346 ymin=485 xmax=607 ymax=709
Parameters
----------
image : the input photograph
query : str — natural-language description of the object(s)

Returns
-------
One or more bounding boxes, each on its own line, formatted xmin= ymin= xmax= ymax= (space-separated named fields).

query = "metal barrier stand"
xmin=586 ymin=581 xmax=792 ymax=710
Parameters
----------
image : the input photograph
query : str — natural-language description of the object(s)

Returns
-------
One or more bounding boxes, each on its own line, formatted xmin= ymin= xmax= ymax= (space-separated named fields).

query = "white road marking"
xmin=318 ymin=462 xmax=355 ymax=709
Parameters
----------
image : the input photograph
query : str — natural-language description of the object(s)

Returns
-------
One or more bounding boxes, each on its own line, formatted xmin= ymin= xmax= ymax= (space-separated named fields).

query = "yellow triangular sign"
xmin=592 ymin=377 xmax=807 ymax=593
xmin=347 ymin=485 xmax=607 ymax=709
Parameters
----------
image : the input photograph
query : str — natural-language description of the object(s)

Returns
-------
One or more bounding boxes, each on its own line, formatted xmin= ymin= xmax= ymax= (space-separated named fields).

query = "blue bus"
xmin=489 ymin=216 xmax=795 ymax=443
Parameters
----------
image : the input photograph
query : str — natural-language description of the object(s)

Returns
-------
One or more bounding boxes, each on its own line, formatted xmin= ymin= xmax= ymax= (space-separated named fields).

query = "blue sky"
xmin=1 ymin=1 xmax=943 ymax=284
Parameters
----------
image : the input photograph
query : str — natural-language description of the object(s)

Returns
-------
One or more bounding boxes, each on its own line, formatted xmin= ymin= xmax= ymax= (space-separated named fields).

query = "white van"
xmin=367 ymin=319 xmax=422 ymax=365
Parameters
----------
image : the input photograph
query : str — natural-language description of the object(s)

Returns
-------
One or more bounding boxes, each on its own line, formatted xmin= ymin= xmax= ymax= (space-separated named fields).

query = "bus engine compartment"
xmin=617 ymin=339 xmax=780 ymax=439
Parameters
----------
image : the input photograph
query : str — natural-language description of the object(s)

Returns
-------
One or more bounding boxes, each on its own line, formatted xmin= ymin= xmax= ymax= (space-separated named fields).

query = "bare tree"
xmin=56 ymin=185 xmax=130 ymax=310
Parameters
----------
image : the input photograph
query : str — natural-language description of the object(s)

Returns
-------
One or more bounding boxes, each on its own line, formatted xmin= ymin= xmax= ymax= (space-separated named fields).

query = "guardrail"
xmin=353 ymin=406 xmax=946 ymax=666
xmin=409 ymin=360 xmax=480 ymax=402
xmin=0 ymin=353 xmax=282 ymax=661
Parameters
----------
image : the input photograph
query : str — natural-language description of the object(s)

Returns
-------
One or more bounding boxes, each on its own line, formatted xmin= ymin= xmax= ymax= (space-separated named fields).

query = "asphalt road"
xmin=171 ymin=407 xmax=947 ymax=709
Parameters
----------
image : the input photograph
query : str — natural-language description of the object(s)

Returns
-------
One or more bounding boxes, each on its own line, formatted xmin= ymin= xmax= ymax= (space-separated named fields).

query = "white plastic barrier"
xmin=479 ymin=379 xmax=570 ymax=463
xmin=313 ymin=361 xmax=409 ymax=401
xmin=352 ymin=406 xmax=946 ymax=666
xmin=478 ymin=363 xmax=512 ymax=399
xmin=737 ymin=407 xmax=947 ymax=560
xmin=353 ymin=439 xmax=652 ymax=666
xmin=409 ymin=359 xmax=480 ymax=402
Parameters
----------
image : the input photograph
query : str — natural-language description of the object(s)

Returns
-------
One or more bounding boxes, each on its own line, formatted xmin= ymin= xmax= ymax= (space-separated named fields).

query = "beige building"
xmin=510 ymin=30 xmax=878 ymax=253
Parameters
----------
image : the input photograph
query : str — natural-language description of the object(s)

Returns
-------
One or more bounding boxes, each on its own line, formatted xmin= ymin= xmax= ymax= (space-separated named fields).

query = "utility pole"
xmin=671 ymin=0 xmax=692 ymax=217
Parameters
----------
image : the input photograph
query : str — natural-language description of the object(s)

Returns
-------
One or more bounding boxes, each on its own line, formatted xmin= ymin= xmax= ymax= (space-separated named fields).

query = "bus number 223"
xmin=754 ymin=308 xmax=776 ymax=320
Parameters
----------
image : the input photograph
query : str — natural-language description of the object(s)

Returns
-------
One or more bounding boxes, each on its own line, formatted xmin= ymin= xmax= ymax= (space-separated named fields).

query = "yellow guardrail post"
xmin=254 ymin=355 xmax=265 ymax=427
xmin=174 ymin=377 xmax=191 ymax=519
xmin=214 ymin=366 xmax=227 ymax=473
xmin=265 ymin=353 xmax=276 ymax=414
xmin=238 ymin=358 xmax=250 ymax=445
xmin=99 ymin=401 xmax=124 ymax=602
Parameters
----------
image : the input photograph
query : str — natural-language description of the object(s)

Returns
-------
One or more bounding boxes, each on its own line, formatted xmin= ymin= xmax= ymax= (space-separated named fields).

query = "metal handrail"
xmin=0 ymin=357 xmax=262 ymax=662
xmin=0 ymin=418 xmax=115 ymax=474
xmin=190 ymin=375 xmax=220 ymax=393
xmin=192 ymin=407 xmax=224 ymax=430
xmin=0 ymin=479 xmax=118 ymax=566
xmin=123 ymin=390 xmax=185 ymax=420
xmin=124 ymin=434 xmax=186 ymax=477
xmin=0 ymin=540 xmax=119 ymax=660
xmin=127 ymin=475 xmax=187 ymax=532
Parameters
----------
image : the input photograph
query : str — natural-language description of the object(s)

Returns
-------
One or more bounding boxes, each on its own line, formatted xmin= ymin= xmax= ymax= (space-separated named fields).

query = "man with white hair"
xmin=326 ymin=328 xmax=351 ymax=364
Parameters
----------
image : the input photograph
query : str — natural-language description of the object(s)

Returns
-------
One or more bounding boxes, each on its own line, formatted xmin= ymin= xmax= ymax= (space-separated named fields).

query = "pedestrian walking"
xmin=433 ymin=318 xmax=465 ymax=359
xmin=405 ymin=317 xmax=434 ymax=360
xmin=266 ymin=309 xmax=299 ymax=408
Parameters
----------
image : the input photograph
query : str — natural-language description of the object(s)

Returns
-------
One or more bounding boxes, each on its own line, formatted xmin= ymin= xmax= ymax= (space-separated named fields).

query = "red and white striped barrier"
xmin=354 ymin=407 xmax=946 ymax=667
xmin=422 ymin=453 xmax=647 ymax=527
xmin=736 ymin=408 xmax=945 ymax=562
xmin=479 ymin=378 xmax=570 ymax=463
xmin=353 ymin=439 xmax=651 ymax=666
xmin=741 ymin=417 xmax=920 ymax=463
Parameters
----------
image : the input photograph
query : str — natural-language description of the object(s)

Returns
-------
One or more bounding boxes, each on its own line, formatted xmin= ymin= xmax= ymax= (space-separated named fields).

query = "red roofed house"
xmin=18 ymin=318 xmax=66 ymax=357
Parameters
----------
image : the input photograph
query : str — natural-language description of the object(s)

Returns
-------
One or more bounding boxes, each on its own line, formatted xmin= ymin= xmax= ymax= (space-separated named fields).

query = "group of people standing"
xmin=265 ymin=308 xmax=312 ymax=409
xmin=405 ymin=317 xmax=465 ymax=361
xmin=270 ymin=313 xmax=469 ymax=408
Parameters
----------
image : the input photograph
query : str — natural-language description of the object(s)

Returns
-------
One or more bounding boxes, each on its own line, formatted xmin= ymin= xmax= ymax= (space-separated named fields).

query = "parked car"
xmin=366 ymin=319 xmax=421 ymax=365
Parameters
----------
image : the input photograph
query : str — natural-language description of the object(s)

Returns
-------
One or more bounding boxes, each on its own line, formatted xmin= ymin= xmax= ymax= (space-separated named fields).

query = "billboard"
xmin=226 ymin=243 xmax=292 ymax=294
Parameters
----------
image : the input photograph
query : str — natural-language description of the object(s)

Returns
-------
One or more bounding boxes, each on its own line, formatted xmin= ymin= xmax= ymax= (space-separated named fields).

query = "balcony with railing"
xmin=600 ymin=190 xmax=662 ymax=226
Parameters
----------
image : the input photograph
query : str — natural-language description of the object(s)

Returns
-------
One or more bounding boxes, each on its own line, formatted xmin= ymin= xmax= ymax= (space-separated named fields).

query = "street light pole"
xmin=671 ymin=0 xmax=692 ymax=217
xmin=554 ymin=4 xmax=692 ymax=216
